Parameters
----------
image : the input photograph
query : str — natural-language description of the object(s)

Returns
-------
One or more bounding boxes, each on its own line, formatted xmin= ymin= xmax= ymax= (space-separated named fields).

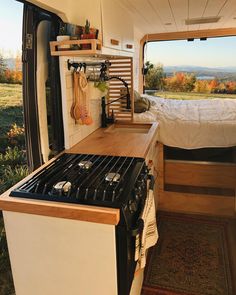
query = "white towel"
xmin=135 ymin=186 xmax=158 ymax=269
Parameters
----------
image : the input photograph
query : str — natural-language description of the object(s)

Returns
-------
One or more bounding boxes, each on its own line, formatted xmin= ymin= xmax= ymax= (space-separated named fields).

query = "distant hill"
xmin=163 ymin=65 xmax=236 ymax=81
xmin=164 ymin=65 xmax=236 ymax=73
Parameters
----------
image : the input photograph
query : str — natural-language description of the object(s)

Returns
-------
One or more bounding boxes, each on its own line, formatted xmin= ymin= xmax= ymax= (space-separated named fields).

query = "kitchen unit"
xmin=0 ymin=122 xmax=159 ymax=295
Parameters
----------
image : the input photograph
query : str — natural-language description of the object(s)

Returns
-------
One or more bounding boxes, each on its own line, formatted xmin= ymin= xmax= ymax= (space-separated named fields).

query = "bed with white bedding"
xmin=134 ymin=95 xmax=236 ymax=149
xmin=134 ymin=95 xmax=236 ymax=211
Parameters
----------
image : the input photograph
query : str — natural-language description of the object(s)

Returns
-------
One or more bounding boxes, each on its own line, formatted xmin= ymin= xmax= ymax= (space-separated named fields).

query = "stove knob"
xmin=128 ymin=200 xmax=138 ymax=214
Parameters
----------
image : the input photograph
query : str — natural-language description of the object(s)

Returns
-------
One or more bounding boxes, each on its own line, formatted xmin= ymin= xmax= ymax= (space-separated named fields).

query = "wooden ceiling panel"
xmin=148 ymin=0 xmax=175 ymax=30
xmin=216 ymin=0 xmax=236 ymax=27
xmin=117 ymin=0 xmax=236 ymax=35
xmin=170 ymin=0 xmax=188 ymax=31
xmin=188 ymin=0 xmax=208 ymax=18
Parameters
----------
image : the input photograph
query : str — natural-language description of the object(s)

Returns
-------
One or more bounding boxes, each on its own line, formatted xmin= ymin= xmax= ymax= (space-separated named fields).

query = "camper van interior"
xmin=0 ymin=0 xmax=236 ymax=294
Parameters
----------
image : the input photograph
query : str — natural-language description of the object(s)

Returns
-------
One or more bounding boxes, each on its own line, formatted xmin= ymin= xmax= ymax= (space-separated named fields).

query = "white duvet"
xmin=134 ymin=95 xmax=236 ymax=149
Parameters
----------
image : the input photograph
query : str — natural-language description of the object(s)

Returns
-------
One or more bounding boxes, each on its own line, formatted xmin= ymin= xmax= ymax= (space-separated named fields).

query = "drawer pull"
xmin=126 ymin=44 xmax=133 ymax=49
xmin=110 ymin=39 xmax=119 ymax=46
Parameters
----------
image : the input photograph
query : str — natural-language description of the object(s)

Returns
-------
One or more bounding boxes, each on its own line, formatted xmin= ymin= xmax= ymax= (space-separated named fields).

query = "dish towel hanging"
xmin=135 ymin=185 xmax=158 ymax=269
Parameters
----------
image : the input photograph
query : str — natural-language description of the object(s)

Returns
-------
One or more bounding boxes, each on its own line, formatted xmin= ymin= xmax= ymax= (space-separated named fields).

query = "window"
xmin=144 ymin=37 xmax=236 ymax=100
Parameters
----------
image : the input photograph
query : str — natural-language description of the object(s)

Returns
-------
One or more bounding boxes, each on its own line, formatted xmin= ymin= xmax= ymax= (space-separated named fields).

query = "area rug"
xmin=142 ymin=211 xmax=234 ymax=295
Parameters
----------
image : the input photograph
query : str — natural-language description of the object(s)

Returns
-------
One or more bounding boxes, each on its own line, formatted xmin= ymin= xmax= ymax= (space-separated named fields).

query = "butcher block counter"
xmin=0 ymin=122 xmax=159 ymax=225
xmin=68 ymin=122 xmax=159 ymax=158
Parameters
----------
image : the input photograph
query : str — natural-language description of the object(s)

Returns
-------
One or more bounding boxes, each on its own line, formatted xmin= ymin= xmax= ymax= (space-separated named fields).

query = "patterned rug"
xmin=142 ymin=212 xmax=234 ymax=295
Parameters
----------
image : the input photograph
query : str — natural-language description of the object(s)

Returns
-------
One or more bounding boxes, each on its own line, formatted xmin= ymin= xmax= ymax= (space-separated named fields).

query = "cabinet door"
xmin=121 ymin=17 xmax=134 ymax=53
xmin=101 ymin=0 xmax=123 ymax=50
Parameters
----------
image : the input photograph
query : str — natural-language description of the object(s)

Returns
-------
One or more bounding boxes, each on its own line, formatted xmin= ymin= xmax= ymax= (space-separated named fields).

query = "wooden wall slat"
xmin=108 ymin=57 xmax=133 ymax=121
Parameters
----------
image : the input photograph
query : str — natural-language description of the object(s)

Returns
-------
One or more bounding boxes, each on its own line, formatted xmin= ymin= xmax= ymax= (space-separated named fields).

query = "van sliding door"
xmin=22 ymin=2 xmax=64 ymax=171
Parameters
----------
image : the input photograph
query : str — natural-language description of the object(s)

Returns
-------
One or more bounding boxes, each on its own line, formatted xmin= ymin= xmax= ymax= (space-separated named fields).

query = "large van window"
xmin=144 ymin=37 xmax=236 ymax=100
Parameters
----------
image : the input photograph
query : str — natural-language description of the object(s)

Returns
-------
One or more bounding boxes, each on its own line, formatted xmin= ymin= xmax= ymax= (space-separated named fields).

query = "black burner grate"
xmin=10 ymin=153 xmax=146 ymax=208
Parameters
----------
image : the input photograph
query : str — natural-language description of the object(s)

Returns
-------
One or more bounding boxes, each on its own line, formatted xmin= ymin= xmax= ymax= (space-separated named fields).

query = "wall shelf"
xmin=50 ymin=39 xmax=102 ymax=56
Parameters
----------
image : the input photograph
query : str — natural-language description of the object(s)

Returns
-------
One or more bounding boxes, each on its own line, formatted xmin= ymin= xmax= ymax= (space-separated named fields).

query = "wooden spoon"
xmin=73 ymin=72 xmax=84 ymax=123
xmin=78 ymin=72 xmax=93 ymax=125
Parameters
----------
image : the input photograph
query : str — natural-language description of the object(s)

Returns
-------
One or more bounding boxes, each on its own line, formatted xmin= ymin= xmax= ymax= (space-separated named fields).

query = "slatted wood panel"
xmin=108 ymin=57 xmax=133 ymax=121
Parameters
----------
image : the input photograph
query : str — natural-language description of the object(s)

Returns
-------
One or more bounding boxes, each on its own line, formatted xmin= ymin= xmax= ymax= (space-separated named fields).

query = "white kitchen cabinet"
xmin=121 ymin=16 xmax=135 ymax=53
xmin=101 ymin=0 xmax=134 ymax=54
xmin=4 ymin=211 xmax=118 ymax=295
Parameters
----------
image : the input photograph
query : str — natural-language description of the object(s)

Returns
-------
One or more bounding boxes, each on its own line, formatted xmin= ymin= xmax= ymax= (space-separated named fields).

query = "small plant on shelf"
xmin=81 ymin=19 xmax=96 ymax=49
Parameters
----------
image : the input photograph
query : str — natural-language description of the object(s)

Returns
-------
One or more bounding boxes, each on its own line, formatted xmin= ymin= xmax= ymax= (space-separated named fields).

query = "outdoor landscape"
xmin=145 ymin=62 xmax=236 ymax=99
xmin=0 ymin=54 xmax=26 ymax=295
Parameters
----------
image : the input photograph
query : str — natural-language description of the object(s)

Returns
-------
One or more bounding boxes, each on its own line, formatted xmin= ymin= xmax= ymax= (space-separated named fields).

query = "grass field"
xmin=0 ymin=83 xmax=23 ymax=138
xmin=0 ymin=83 xmax=22 ymax=106
xmin=154 ymin=91 xmax=236 ymax=100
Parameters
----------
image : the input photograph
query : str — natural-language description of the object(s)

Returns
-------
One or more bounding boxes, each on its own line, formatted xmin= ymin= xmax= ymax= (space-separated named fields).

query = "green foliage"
xmin=143 ymin=61 xmax=154 ymax=75
xmin=0 ymin=146 xmax=26 ymax=167
xmin=145 ymin=64 xmax=165 ymax=90
xmin=0 ymin=147 xmax=28 ymax=194
xmin=0 ymin=83 xmax=23 ymax=152
xmin=94 ymin=81 xmax=109 ymax=93
xmin=0 ymin=54 xmax=7 ymax=80
xmin=84 ymin=19 xmax=90 ymax=34
xmin=0 ymin=165 xmax=28 ymax=192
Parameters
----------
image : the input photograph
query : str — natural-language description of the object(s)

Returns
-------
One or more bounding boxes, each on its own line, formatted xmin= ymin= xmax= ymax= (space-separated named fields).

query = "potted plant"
xmin=57 ymin=23 xmax=70 ymax=50
xmin=81 ymin=20 xmax=96 ymax=49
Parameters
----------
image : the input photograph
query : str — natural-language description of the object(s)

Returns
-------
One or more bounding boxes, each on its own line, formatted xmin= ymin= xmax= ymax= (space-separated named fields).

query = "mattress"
xmin=134 ymin=95 xmax=236 ymax=149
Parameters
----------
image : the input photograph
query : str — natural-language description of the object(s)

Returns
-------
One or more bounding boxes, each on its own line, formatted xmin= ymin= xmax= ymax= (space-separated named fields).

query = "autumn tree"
xmin=208 ymin=79 xmax=219 ymax=93
xmin=193 ymin=80 xmax=210 ymax=93
xmin=164 ymin=72 xmax=196 ymax=92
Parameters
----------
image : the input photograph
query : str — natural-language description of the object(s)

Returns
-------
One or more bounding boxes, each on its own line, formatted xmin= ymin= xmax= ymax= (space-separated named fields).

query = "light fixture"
xmin=200 ymin=37 xmax=207 ymax=41
xmin=185 ymin=16 xmax=221 ymax=25
xmin=164 ymin=22 xmax=172 ymax=26
xmin=187 ymin=38 xmax=194 ymax=42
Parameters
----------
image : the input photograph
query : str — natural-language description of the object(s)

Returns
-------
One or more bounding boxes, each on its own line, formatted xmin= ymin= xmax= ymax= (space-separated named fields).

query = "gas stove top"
xmin=10 ymin=153 xmax=148 ymax=209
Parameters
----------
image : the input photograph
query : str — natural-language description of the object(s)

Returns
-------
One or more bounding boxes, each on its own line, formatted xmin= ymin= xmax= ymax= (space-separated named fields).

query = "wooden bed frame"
xmin=156 ymin=143 xmax=236 ymax=217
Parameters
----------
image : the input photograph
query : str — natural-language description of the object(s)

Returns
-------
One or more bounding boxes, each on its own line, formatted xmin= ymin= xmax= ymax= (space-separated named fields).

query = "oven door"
xmin=115 ymin=174 xmax=155 ymax=295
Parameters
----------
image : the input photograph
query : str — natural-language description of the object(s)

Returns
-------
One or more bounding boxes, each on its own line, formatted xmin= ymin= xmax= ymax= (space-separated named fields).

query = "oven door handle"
xmin=130 ymin=174 xmax=155 ymax=237
xmin=130 ymin=219 xmax=144 ymax=237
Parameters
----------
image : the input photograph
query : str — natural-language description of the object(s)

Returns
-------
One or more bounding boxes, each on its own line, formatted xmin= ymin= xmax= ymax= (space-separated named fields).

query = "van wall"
xmin=28 ymin=0 xmax=143 ymax=149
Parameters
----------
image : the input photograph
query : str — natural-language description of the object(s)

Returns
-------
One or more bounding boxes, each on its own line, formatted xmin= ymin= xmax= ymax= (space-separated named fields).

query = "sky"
xmin=146 ymin=37 xmax=236 ymax=68
xmin=0 ymin=0 xmax=236 ymax=67
xmin=0 ymin=0 xmax=23 ymax=57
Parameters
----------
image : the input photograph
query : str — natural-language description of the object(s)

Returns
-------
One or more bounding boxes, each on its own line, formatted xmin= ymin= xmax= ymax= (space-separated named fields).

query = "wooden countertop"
xmin=0 ymin=122 xmax=159 ymax=225
xmin=68 ymin=122 xmax=159 ymax=158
